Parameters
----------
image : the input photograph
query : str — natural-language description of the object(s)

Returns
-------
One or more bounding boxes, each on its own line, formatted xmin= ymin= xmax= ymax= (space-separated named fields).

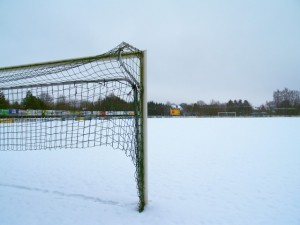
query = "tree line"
xmin=1 ymin=88 xmax=299 ymax=116
xmin=0 ymin=91 xmax=134 ymax=111
xmin=148 ymin=99 xmax=253 ymax=117
xmin=262 ymin=88 xmax=300 ymax=116
xmin=148 ymin=88 xmax=300 ymax=117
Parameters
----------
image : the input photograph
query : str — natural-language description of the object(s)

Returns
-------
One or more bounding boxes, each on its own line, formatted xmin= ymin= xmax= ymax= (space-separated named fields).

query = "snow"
xmin=0 ymin=117 xmax=300 ymax=225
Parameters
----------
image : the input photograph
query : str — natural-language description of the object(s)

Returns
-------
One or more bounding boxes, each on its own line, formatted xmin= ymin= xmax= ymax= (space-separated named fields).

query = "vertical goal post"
xmin=0 ymin=42 xmax=148 ymax=212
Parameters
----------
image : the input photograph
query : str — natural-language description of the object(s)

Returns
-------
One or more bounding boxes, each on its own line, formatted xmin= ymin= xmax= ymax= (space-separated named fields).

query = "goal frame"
xmin=0 ymin=43 xmax=148 ymax=212
xmin=218 ymin=112 xmax=237 ymax=117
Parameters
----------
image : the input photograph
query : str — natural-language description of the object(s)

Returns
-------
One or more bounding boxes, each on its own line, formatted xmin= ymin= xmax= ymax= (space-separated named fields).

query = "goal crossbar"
xmin=0 ymin=51 xmax=140 ymax=72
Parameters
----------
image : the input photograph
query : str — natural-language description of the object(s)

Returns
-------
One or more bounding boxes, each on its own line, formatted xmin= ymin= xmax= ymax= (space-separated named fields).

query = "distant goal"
xmin=218 ymin=112 xmax=236 ymax=117
xmin=0 ymin=42 xmax=147 ymax=212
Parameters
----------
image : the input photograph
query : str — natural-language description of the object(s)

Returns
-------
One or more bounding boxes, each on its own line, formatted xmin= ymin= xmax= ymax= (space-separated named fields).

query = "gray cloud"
xmin=1 ymin=0 xmax=299 ymax=106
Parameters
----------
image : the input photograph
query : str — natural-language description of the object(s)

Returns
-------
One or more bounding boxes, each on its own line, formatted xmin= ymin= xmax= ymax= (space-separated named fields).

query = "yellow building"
xmin=170 ymin=106 xmax=181 ymax=116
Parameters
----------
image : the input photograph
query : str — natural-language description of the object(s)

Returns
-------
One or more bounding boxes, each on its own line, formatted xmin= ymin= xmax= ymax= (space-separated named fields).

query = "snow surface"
xmin=0 ymin=118 xmax=300 ymax=225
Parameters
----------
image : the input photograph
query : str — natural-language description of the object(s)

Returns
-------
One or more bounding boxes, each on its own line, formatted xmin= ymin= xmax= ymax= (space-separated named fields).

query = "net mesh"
xmin=0 ymin=42 xmax=146 ymax=211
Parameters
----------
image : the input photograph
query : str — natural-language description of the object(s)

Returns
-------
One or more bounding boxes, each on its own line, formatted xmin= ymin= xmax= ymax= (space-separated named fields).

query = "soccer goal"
xmin=0 ymin=42 xmax=147 ymax=212
xmin=218 ymin=112 xmax=236 ymax=117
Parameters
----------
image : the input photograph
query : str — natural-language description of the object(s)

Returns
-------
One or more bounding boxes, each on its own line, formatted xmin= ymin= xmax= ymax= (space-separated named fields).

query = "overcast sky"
xmin=1 ymin=0 xmax=299 ymax=106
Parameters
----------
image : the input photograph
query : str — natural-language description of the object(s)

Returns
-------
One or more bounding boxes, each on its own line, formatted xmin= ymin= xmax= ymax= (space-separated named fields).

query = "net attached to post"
xmin=0 ymin=42 xmax=147 ymax=211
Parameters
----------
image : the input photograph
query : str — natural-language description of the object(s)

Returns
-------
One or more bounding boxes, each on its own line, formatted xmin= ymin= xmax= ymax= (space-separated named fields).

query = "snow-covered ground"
xmin=0 ymin=118 xmax=299 ymax=225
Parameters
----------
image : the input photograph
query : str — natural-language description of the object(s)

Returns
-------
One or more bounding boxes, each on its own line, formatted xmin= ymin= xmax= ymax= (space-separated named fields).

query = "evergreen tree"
xmin=21 ymin=91 xmax=43 ymax=109
xmin=0 ymin=92 xmax=9 ymax=109
xmin=148 ymin=101 xmax=169 ymax=116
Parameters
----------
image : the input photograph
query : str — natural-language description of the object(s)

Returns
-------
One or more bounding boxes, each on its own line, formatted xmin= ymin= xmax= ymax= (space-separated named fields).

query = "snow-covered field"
xmin=0 ymin=118 xmax=299 ymax=225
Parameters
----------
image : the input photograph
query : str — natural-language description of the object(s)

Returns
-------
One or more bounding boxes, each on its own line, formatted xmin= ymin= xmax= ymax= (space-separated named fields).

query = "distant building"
xmin=170 ymin=104 xmax=181 ymax=116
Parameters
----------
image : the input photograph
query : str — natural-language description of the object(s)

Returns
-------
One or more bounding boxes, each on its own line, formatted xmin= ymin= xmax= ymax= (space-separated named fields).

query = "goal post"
xmin=0 ymin=42 xmax=147 ymax=212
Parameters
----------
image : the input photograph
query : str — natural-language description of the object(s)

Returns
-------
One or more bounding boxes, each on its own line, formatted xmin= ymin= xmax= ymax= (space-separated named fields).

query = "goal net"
xmin=0 ymin=42 xmax=147 ymax=212
xmin=218 ymin=112 xmax=236 ymax=117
